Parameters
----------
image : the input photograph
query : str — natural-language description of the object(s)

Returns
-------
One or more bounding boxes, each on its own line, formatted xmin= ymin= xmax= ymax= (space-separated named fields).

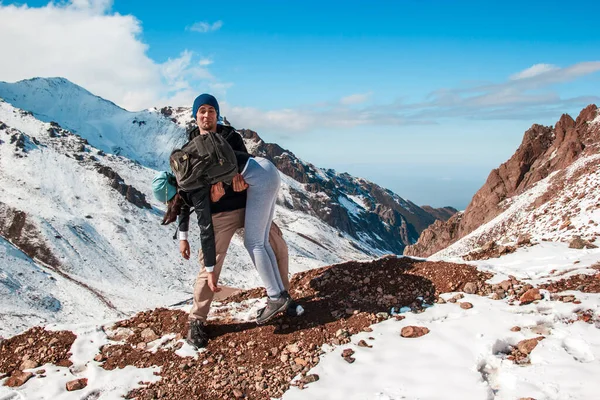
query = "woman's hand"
xmin=210 ymin=182 xmax=225 ymax=202
xmin=179 ymin=240 xmax=190 ymax=260
xmin=207 ymin=271 xmax=221 ymax=292
xmin=232 ymin=174 xmax=249 ymax=192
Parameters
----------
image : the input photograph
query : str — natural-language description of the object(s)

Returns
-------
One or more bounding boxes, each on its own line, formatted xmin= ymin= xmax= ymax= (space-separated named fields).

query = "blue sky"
xmin=1 ymin=0 xmax=599 ymax=208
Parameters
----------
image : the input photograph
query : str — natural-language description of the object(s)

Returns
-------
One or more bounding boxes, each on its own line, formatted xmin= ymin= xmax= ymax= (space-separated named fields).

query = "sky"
xmin=1 ymin=0 xmax=599 ymax=208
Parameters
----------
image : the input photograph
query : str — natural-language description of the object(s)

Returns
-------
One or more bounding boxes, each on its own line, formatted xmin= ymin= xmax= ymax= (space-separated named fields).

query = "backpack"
xmin=169 ymin=131 xmax=238 ymax=192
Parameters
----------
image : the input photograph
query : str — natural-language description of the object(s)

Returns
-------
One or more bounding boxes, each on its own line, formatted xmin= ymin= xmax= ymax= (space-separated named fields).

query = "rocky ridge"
xmin=405 ymin=104 xmax=600 ymax=258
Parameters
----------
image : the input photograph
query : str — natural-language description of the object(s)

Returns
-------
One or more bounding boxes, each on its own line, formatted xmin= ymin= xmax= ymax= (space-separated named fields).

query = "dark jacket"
xmin=177 ymin=124 xmax=253 ymax=267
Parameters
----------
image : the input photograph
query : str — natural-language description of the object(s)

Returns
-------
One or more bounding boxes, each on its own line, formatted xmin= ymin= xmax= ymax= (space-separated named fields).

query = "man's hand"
xmin=207 ymin=271 xmax=221 ymax=292
xmin=210 ymin=182 xmax=225 ymax=202
xmin=179 ymin=240 xmax=190 ymax=260
xmin=232 ymin=174 xmax=249 ymax=192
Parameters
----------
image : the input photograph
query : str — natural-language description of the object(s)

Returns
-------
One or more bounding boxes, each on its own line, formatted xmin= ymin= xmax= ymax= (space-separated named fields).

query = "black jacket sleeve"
xmin=178 ymin=202 xmax=191 ymax=234
xmin=228 ymin=129 xmax=249 ymax=153
xmin=189 ymin=186 xmax=216 ymax=267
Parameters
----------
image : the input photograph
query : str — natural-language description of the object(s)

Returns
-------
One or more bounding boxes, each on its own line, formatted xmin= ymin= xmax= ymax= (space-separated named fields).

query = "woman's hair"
xmin=162 ymin=192 xmax=184 ymax=225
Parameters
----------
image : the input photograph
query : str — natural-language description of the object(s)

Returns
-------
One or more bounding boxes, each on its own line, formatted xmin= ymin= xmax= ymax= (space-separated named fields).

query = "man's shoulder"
xmin=217 ymin=124 xmax=239 ymax=137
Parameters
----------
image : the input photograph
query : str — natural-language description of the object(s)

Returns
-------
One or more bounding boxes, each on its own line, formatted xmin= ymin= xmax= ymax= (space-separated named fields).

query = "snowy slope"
xmin=0 ymin=99 xmax=371 ymax=338
xmin=0 ymin=77 xmax=184 ymax=169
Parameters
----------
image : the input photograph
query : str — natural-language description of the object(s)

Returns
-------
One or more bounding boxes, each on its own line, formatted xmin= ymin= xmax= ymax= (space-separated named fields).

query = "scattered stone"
xmin=140 ymin=328 xmax=159 ymax=343
xmin=569 ymin=236 xmax=598 ymax=249
xmin=562 ymin=295 xmax=576 ymax=303
xmin=460 ymin=302 xmax=473 ymax=310
xmin=66 ymin=378 xmax=88 ymax=391
xmin=4 ymin=371 xmax=33 ymax=387
xmin=20 ymin=360 xmax=38 ymax=371
xmin=400 ymin=326 xmax=430 ymax=338
xmin=286 ymin=343 xmax=300 ymax=354
xmin=463 ymin=282 xmax=477 ymax=294
xmin=357 ymin=340 xmax=372 ymax=348
xmin=511 ymin=326 xmax=521 ymax=332
xmin=294 ymin=357 xmax=308 ymax=367
xmin=343 ymin=356 xmax=355 ymax=364
xmin=520 ymin=288 xmax=542 ymax=305
xmin=342 ymin=349 xmax=355 ymax=358
xmin=304 ymin=374 xmax=319 ymax=383
xmin=517 ymin=337 xmax=545 ymax=355
xmin=107 ymin=327 xmax=134 ymax=342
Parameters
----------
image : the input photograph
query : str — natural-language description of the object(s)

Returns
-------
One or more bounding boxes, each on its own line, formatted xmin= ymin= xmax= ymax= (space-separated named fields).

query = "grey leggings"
xmin=241 ymin=157 xmax=285 ymax=298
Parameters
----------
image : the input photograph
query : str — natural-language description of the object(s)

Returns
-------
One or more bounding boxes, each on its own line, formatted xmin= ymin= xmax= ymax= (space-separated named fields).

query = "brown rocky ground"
xmin=0 ymin=327 xmax=76 ymax=381
xmin=539 ymin=272 xmax=600 ymax=293
xmin=0 ymin=256 xmax=492 ymax=399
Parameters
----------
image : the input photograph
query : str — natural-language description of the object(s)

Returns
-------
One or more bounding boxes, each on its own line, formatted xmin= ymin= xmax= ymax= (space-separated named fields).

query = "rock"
xmin=304 ymin=374 xmax=319 ymax=383
xmin=280 ymin=354 xmax=289 ymax=363
xmin=286 ymin=343 xmax=300 ymax=354
xmin=460 ymin=302 xmax=473 ymax=309
xmin=562 ymin=295 xmax=575 ymax=303
xmin=500 ymin=280 xmax=512 ymax=291
xmin=569 ymin=236 xmax=586 ymax=249
xmin=357 ymin=340 xmax=372 ymax=348
xmin=463 ymin=282 xmax=477 ymax=294
xmin=343 ymin=356 xmax=355 ymax=364
xmin=437 ymin=297 xmax=446 ymax=304
xmin=342 ymin=349 xmax=355 ymax=358
xmin=482 ymin=241 xmax=496 ymax=251
xmin=520 ymin=288 xmax=543 ymax=305
xmin=107 ymin=327 xmax=134 ymax=341
xmin=66 ymin=378 xmax=87 ymax=392
xmin=335 ymin=329 xmax=350 ymax=338
xmin=517 ymin=337 xmax=545 ymax=355
xmin=294 ymin=357 xmax=308 ymax=367
xmin=400 ymin=326 xmax=430 ymax=338
xmin=4 ymin=371 xmax=33 ymax=387
xmin=233 ymin=389 xmax=244 ymax=398
xmin=140 ymin=328 xmax=159 ymax=343
xmin=517 ymin=234 xmax=531 ymax=246
xmin=20 ymin=360 xmax=38 ymax=371
xmin=511 ymin=326 xmax=521 ymax=332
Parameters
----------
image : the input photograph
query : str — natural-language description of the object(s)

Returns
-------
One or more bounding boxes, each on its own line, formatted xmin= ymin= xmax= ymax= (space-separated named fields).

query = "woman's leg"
xmin=242 ymin=157 xmax=285 ymax=298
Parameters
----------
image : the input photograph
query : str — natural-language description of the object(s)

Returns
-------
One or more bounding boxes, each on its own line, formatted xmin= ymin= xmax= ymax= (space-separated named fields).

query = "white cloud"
xmin=340 ymin=92 xmax=372 ymax=105
xmin=0 ymin=1 xmax=228 ymax=111
xmin=199 ymin=58 xmax=213 ymax=66
xmin=510 ymin=64 xmax=559 ymax=80
xmin=188 ymin=20 xmax=223 ymax=33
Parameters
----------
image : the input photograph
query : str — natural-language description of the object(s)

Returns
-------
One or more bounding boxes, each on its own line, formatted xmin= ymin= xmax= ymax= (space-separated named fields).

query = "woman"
xmin=154 ymin=95 xmax=294 ymax=325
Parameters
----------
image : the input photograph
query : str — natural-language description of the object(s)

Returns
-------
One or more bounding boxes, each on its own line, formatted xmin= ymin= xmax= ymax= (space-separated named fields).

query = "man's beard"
xmin=200 ymin=121 xmax=217 ymax=131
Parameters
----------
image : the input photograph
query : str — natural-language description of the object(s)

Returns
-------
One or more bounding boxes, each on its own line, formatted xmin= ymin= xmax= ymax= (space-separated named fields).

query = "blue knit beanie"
xmin=192 ymin=93 xmax=220 ymax=120
xmin=152 ymin=171 xmax=177 ymax=203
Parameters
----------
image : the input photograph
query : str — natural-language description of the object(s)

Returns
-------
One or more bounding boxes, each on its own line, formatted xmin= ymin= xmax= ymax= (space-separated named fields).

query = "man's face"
xmin=196 ymin=104 xmax=218 ymax=133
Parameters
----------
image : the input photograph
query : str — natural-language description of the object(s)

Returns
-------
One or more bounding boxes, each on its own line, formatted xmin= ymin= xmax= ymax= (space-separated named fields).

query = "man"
xmin=178 ymin=93 xmax=298 ymax=348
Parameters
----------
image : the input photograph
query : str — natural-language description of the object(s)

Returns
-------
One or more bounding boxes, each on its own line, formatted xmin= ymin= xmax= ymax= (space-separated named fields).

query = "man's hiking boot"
xmin=256 ymin=291 xmax=293 ymax=325
xmin=186 ymin=319 xmax=208 ymax=348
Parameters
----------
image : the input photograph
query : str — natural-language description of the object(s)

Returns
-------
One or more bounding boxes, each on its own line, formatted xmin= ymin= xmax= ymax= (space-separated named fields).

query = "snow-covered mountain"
xmin=0 ymin=97 xmax=367 ymax=338
xmin=406 ymin=104 xmax=600 ymax=260
xmin=0 ymin=77 xmax=454 ymax=337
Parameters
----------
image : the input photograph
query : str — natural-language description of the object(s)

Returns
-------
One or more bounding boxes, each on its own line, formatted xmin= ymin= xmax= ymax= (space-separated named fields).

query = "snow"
xmin=338 ymin=196 xmax=363 ymax=217
xmin=348 ymin=195 xmax=369 ymax=210
xmin=283 ymin=292 xmax=600 ymax=400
